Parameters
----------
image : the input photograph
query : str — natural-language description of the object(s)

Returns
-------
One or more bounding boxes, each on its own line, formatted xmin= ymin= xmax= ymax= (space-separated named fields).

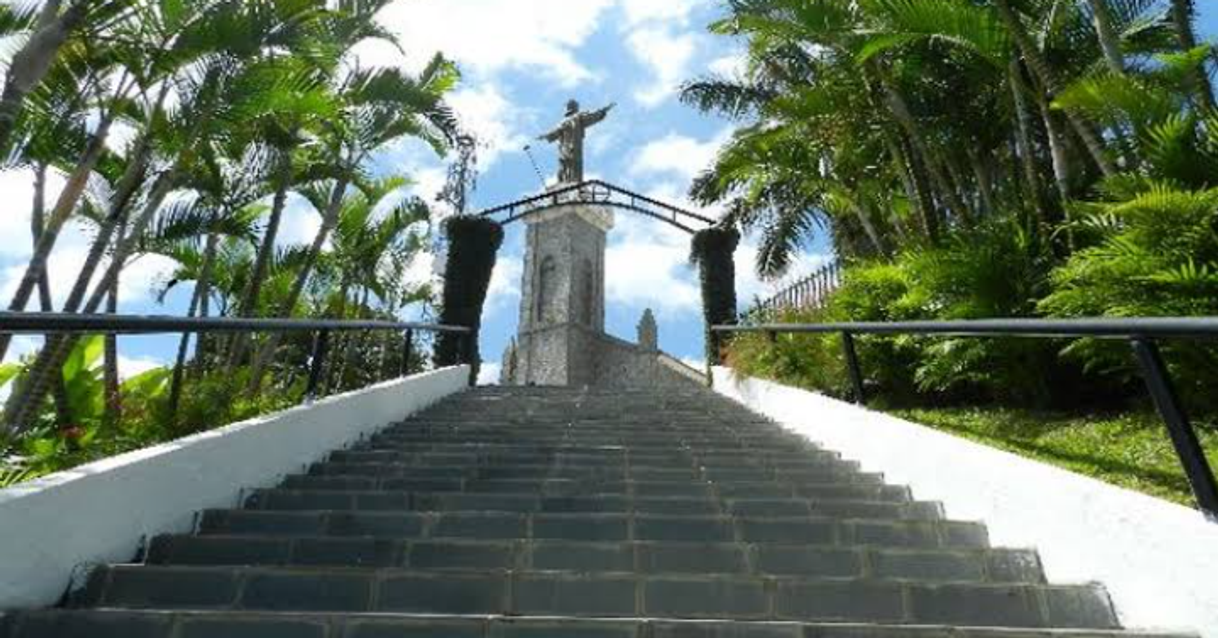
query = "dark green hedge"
xmin=691 ymin=227 xmax=740 ymax=365
xmin=434 ymin=216 xmax=505 ymax=378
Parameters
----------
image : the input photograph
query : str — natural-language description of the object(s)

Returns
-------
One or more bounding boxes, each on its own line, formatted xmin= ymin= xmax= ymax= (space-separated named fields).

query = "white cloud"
xmin=620 ymin=0 xmax=700 ymax=26
xmin=735 ymin=232 xmax=834 ymax=307
xmin=627 ymin=26 xmax=699 ymax=108
xmin=709 ymin=52 xmax=748 ymax=78
xmin=631 ymin=130 xmax=731 ymax=184
xmin=118 ymin=254 xmax=177 ymax=305
xmin=485 ymin=256 xmax=523 ymax=314
xmin=0 ymin=167 xmax=72 ymax=262
xmin=1 ymin=336 xmax=40 ymax=365
xmin=368 ymin=0 xmax=617 ymax=87
xmin=605 ymin=214 xmax=700 ymax=317
xmin=277 ymin=194 xmax=323 ymax=248
xmin=118 ymin=355 xmax=165 ymax=380
xmin=477 ymin=361 xmax=502 ymax=386
xmin=448 ymin=83 xmax=532 ymax=172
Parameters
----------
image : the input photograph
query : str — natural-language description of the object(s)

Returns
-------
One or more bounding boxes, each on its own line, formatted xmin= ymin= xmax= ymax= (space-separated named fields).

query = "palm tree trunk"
xmin=874 ymin=71 xmax=972 ymax=225
xmin=31 ymin=163 xmax=55 ymax=312
xmin=884 ymin=131 xmax=937 ymax=242
xmin=966 ymin=147 xmax=995 ymax=218
xmin=227 ymin=151 xmax=293 ymax=365
xmin=940 ymin=150 xmax=976 ymax=226
xmin=2 ymin=171 xmax=177 ymax=435
xmin=59 ymin=168 xmax=165 ymax=321
xmin=247 ymin=174 xmax=351 ymax=393
xmin=324 ymin=280 xmax=353 ymax=395
xmin=995 ymin=0 xmax=1117 ymax=177
xmin=0 ymin=110 xmax=117 ymax=361
xmin=1086 ymin=0 xmax=1125 ymax=74
xmin=1033 ymin=81 xmax=1073 ymax=203
xmin=1170 ymin=0 xmax=1215 ymax=112
xmin=167 ymin=279 xmax=204 ymax=424
xmin=30 ymin=161 xmax=72 ymax=419
xmin=102 ymin=265 xmax=121 ymax=426
xmin=1009 ymin=60 xmax=1051 ymax=222
xmin=0 ymin=1 xmax=88 ymax=154
xmin=842 ymin=193 xmax=888 ymax=258
xmin=188 ymin=233 xmax=219 ymax=380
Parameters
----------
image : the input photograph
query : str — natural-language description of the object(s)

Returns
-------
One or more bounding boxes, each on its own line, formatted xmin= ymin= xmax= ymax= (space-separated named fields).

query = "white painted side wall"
xmin=0 ymin=366 xmax=471 ymax=610
xmin=713 ymin=367 xmax=1218 ymax=636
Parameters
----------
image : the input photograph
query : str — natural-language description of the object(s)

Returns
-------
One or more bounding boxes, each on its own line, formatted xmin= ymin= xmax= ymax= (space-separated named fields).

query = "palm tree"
xmin=0 ymin=0 xmax=100 ymax=154
xmin=1084 ymin=0 xmax=1126 ymax=74
xmin=311 ymin=177 xmax=431 ymax=392
xmin=1 ymin=0 xmax=326 ymax=434
xmin=246 ymin=57 xmax=458 ymax=390
xmin=1168 ymin=0 xmax=1215 ymax=111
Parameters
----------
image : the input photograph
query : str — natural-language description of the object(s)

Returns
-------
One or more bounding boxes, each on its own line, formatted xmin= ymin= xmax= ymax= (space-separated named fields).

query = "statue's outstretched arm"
xmin=539 ymin=127 xmax=563 ymax=142
xmin=582 ymin=102 xmax=616 ymax=126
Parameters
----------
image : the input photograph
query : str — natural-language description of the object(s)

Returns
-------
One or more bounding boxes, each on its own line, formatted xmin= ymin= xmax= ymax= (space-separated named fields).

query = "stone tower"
xmin=511 ymin=203 xmax=614 ymax=386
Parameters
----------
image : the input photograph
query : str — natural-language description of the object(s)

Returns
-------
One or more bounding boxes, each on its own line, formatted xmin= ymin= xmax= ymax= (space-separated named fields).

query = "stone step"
xmin=241 ymin=490 xmax=943 ymax=520
xmin=12 ymin=609 xmax=1196 ymax=638
xmin=329 ymin=448 xmax=844 ymax=466
xmin=364 ymin=437 xmax=809 ymax=451
xmin=147 ymin=535 xmax=1045 ymax=582
xmin=349 ymin=441 xmax=826 ymax=458
xmin=293 ymin=471 xmax=892 ymax=491
xmin=306 ymin=461 xmax=867 ymax=483
xmin=278 ymin=475 xmax=909 ymax=501
xmin=70 ymin=565 xmax=1119 ymax=628
xmin=198 ymin=510 xmax=989 ymax=547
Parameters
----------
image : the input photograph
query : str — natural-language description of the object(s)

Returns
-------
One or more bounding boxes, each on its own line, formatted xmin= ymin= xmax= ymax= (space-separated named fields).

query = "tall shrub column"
xmin=691 ymin=227 xmax=740 ymax=366
xmin=435 ymin=216 xmax=505 ymax=381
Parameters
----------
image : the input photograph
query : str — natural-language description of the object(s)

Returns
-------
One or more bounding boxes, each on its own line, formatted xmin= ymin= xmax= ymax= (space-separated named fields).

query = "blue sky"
xmin=2 ymin=0 xmax=1217 ymax=384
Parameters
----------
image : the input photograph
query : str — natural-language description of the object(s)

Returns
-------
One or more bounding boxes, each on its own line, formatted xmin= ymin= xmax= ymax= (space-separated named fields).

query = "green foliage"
xmin=435 ymin=216 xmax=505 ymax=375
xmin=727 ymin=309 xmax=851 ymax=399
xmin=691 ymin=227 xmax=741 ymax=364
xmin=730 ymin=218 xmax=1080 ymax=406
xmin=171 ymin=368 xmax=302 ymax=436
xmin=0 ymin=363 xmax=305 ymax=488
xmin=0 ymin=466 xmax=41 ymax=489
xmin=1042 ymin=184 xmax=1218 ymax=411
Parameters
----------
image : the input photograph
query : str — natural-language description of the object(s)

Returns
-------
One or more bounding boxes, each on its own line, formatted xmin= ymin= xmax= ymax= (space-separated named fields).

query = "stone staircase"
xmin=0 ymin=386 xmax=1193 ymax=637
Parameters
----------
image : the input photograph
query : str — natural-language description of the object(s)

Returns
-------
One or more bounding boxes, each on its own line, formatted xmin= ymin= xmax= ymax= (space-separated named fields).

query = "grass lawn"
xmin=886 ymin=406 xmax=1218 ymax=508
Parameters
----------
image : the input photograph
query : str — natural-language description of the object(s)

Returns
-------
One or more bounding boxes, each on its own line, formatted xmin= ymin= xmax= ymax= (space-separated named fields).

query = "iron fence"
xmin=0 ymin=313 xmax=474 ymax=405
xmin=713 ymin=317 xmax=1218 ymax=520
xmin=744 ymin=262 xmax=842 ymax=322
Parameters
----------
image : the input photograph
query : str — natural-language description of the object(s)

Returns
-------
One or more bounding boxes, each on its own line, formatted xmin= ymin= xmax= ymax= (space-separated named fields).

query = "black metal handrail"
xmin=713 ymin=317 xmax=1218 ymax=520
xmin=0 ymin=313 xmax=475 ymax=403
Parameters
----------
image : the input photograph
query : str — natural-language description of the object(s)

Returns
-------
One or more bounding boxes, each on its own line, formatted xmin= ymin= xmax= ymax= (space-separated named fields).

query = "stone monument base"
xmin=503 ymin=322 xmax=704 ymax=389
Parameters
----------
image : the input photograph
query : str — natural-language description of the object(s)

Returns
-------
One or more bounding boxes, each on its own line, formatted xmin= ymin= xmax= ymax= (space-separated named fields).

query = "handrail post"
xmin=1131 ymin=338 xmax=1218 ymax=520
xmin=305 ymin=330 xmax=330 ymax=402
xmin=399 ymin=329 xmax=415 ymax=378
xmin=842 ymin=332 xmax=866 ymax=406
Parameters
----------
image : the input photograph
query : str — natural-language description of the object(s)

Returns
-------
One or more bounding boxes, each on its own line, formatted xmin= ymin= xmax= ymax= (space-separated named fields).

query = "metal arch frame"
xmin=474 ymin=180 xmax=717 ymax=235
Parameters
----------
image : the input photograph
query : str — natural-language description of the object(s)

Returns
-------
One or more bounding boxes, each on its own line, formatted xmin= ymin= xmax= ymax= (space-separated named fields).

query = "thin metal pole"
xmin=305 ymin=330 xmax=330 ymax=401
xmin=842 ymin=332 xmax=866 ymax=405
xmin=1131 ymin=338 xmax=1218 ymax=519
xmin=399 ymin=329 xmax=415 ymax=378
